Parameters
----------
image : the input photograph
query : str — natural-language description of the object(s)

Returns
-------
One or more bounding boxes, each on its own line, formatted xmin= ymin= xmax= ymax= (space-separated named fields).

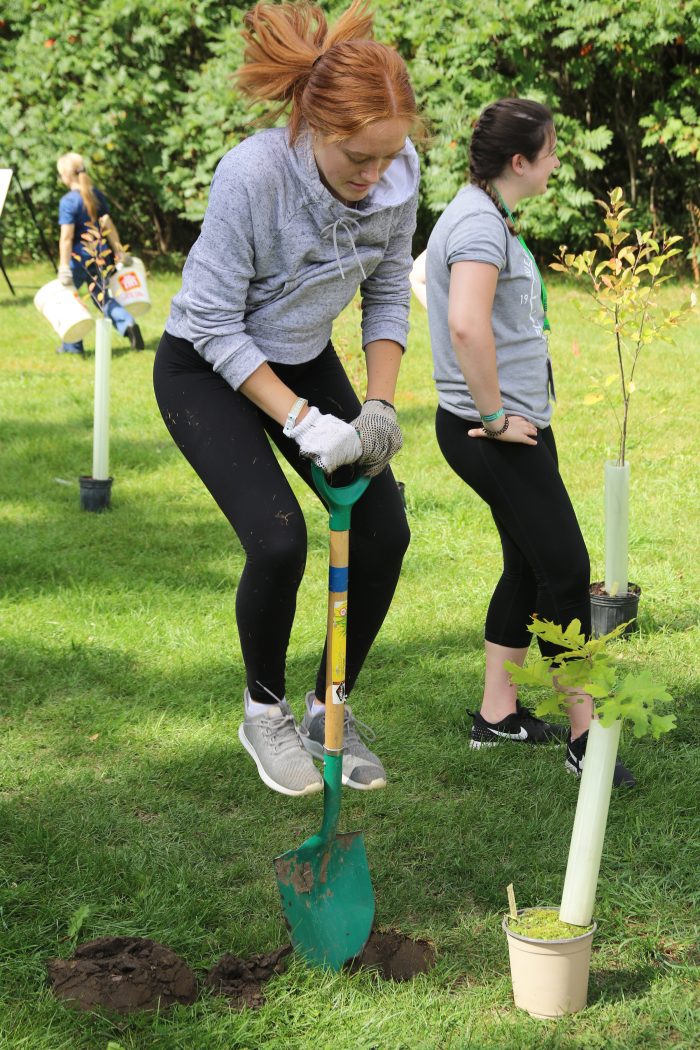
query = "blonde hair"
xmin=235 ymin=0 xmax=422 ymax=143
xmin=56 ymin=152 xmax=100 ymax=223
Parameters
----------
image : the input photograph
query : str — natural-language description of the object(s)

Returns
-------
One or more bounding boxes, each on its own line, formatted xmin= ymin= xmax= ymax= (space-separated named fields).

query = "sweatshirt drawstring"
xmin=321 ymin=217 xmax=367 ymax=281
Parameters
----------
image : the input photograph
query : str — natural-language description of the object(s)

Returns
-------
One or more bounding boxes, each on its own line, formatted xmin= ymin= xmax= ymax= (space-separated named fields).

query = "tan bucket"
xmin=34 ymin=280 xmax=95 ymax=343
xmin=503 ymin=909 xmax=597 ymax=1018
xmin=108 ymin=256 xmax=151 ymax=317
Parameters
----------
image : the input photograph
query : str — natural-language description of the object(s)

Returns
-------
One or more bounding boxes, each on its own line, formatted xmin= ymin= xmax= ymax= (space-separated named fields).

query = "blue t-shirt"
xmin=58 ymin=188 xmax=110 ymax=257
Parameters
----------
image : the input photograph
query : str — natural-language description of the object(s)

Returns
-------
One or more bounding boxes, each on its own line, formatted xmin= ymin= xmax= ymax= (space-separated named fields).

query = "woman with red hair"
xmin=154 ymin=1 xmax=421 ymax=797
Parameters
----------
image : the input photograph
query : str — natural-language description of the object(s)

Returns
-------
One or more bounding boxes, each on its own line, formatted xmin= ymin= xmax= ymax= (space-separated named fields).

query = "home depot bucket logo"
xmin=118 ymin=271 xmax=141 ymax=292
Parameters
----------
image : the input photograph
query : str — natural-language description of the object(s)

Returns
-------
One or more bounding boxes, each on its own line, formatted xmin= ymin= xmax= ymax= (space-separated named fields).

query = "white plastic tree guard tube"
xmin=92 ymin=317 xmax=111 ymax=480
xmin=559 ymin=718 xmax=622 ymax=927
xmin=604 ymin=461 xmax=630 ymax=596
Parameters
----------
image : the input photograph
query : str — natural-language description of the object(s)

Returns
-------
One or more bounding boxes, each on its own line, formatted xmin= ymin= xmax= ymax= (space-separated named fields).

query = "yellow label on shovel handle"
xmin=331 ymin=599 xmax=347 ymax=704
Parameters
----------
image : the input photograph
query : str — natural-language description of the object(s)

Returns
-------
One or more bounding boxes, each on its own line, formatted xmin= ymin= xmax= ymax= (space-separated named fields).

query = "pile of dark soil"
xmin=47 ymin=937 xmax=197 ymax=1014
xmin=47 ymin=929 xmax=435 ymax=1013
xmin=205 ymin=945 xmax=292 ymax=1010
xmin=347 ymin=930 xmax=436 ymax=981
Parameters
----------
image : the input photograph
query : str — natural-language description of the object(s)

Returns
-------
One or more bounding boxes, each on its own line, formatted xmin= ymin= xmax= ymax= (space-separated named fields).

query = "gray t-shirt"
xmin=426 ymin=184 xmax=553 ymax=428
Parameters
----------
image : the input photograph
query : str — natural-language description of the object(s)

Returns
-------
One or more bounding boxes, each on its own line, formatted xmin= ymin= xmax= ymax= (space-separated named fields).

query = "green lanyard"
xmin=494 ymin=189 xmax=551 ymax=333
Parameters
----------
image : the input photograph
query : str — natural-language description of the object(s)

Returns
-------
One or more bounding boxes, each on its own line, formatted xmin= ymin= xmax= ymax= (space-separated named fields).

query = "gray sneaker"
xmin=298 ymin=692 xmax=387 ymax=790
xmin=238 ymin=693 xmax=323 ymax=797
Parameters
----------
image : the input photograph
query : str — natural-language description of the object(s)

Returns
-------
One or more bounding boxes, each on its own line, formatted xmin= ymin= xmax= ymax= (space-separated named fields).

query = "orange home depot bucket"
xmin=108 ymin=257 xmax=151 ymax=317
xmin=34 ymin=280 xmax=95 ymax=343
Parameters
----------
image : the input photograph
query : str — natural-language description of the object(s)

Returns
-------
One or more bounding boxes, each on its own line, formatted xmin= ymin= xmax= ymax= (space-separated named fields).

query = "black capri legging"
xmin=435 ymin=406 xmax=591 ymax=656
xmin=154 ymin=332 xmax=410 ymax=703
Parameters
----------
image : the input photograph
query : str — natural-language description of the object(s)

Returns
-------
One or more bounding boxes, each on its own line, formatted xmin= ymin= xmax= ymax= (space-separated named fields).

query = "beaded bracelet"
xmin=482 ymin=415 xmax=510 ymax=438
xmin=480 ymin=407 xmax=505 ymax=423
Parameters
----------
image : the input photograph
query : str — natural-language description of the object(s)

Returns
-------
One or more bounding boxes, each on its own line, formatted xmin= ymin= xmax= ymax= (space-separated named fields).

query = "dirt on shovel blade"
xmin=47 ymin=936 xmax=197 ymax=1014
xmin=205 ymin=945 xmax=292 ymax=1010
xmin=347 ymin=930 xmax=436 ymax=981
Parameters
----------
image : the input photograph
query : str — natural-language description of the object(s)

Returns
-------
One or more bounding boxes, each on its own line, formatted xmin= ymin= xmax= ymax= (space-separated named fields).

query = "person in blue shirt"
xmin=56 ymin=152 xmax=144 ymax=353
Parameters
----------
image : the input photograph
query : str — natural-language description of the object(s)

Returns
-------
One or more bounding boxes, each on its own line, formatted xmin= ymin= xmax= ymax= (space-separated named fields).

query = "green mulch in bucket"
xmin=507 ymin=909 xmax=594 ymax=940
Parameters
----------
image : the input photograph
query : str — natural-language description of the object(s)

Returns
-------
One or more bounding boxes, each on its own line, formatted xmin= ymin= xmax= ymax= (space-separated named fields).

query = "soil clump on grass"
xmin=205 ymin=945 xmax=292 ymax=1009
xmin=347 ymin=930 xmax=436 ymax=981
xmin=47 ymin=936 xmax=197 ymax=1013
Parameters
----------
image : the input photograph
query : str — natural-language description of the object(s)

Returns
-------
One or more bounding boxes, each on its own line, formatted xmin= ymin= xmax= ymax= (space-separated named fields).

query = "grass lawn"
xmin=1 ymin=262 xmax=698 ymax=1049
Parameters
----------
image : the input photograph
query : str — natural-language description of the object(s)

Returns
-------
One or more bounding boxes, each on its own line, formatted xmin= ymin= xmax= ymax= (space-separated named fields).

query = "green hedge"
xmin=1 ymin=0 xmax=699 ymax=263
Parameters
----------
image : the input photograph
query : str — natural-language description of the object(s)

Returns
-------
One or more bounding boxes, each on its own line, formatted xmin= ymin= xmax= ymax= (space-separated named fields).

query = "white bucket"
xmin=108 ymin=257 xmax=151 ymax=316
xmin=34 ymin=280 xmax=95 ymax=343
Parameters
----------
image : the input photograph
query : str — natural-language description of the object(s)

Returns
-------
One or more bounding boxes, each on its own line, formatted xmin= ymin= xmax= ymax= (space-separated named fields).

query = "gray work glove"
xmin=291 ymin=406 xmax=362 ymax=474
xmin=58 ymin=265 xmax=74 ymax=287
xmin=351 ymin=399 xmax=403 ymax=477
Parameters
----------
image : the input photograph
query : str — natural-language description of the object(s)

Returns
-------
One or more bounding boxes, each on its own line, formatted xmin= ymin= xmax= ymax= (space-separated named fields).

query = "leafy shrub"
xmin=1 ymin=0 xmax=699 ymax=263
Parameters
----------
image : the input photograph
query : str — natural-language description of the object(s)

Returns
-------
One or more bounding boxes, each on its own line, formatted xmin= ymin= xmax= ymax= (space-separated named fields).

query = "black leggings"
xmin=154 ymin=332 xmax=410 ymax=703
xmin=435 ymin=407 xmax=590 ymax=656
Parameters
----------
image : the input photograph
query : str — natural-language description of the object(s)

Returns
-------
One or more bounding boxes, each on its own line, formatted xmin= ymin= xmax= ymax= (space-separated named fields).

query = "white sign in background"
xmin=0 ymin=169 xmax=13 ymax=219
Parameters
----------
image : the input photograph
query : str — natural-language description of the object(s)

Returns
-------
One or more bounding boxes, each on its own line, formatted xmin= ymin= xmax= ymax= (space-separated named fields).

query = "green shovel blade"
xmin=274 ymin=829 xmax=374 ymax=970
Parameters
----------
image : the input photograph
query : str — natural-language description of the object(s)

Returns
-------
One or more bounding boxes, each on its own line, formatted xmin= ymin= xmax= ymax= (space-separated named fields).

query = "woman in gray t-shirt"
xmin=425 ymin=99 xmax=634 ymax=786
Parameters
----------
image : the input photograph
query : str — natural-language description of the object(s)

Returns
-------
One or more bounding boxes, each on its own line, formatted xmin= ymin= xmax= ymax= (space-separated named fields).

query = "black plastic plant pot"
xmin=590 ymin=582 xmax=641 ymax=638
xmin=79 ymin=476 xmax=113 ymax=512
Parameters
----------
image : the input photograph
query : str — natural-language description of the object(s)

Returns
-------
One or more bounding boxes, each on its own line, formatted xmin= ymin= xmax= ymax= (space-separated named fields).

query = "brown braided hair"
xmin=471 ymin=177 xmax=516 ymax=233
xmin=468 ymin=98 xmax=554 ymax=235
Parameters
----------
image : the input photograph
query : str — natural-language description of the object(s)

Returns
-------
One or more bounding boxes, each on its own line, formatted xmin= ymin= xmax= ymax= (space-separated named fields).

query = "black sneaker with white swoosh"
xmin=469 ymin=701 xmax=567 ymax=749
xmin=565 ymin=730 xmax=636 ymax=788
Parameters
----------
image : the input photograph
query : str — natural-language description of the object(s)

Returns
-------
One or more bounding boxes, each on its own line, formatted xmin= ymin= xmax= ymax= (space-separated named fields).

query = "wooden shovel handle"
xmin=325 ymin=528 xmax=349 ymax=752
xmin=311 ymin=465 xmax=370 ymax=754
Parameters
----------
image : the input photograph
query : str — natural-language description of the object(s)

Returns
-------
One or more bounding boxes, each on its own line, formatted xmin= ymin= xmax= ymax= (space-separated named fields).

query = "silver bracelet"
xmin=282 ymin=397 xmax=308 ymax=437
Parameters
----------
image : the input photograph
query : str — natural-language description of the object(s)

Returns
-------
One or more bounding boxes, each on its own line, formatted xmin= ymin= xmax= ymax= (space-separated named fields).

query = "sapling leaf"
xmin=596 ymin=621 xmax=632 ymax=645
xmin=534 ymin=694 xmax=567 ymax=719
xmin=615 ymin=670 xmax=673 ymax=706
xmin=597 ymin=698 xmax=624 ymax=726
xmin=504 ymin=659 xmax=554 ymax=688
xmin=649 ymin=713 xmax=677 ymax=739
xmin=625 ymin=703 xmax=650 ymax=738
xmin=564 ymin=668 xmax=615 ymax=697
xmin=561 ymin=619 xmax=587 ymax=649
xmin=526 ymin=618 xmax=586 ymax=651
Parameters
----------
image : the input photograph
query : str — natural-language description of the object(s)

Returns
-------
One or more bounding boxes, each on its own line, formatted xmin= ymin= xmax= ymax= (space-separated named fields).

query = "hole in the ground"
xmin=205 ymin=945 xmax=292 ymax=1009
xmin=47 ymin=937 xmax=197 ymax=1014
xmin=346 ymin=930 xmax=436 ymax=981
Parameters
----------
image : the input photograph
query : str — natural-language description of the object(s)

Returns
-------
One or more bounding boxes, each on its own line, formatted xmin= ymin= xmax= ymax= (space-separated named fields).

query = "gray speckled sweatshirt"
xmin=166 ymin=127 xmax=420 ymax=390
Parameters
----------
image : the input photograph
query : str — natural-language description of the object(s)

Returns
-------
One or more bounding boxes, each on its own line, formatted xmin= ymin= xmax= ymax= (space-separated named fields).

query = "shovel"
xmin=274 ymin=464 xmax=374 ymax=970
